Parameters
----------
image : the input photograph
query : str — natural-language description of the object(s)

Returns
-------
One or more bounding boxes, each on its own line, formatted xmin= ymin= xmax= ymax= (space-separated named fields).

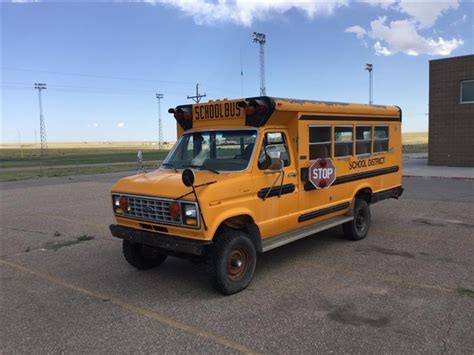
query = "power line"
xmin=187 ymin=83 xmax=206 ymax=103
xmin=156 ymin=93 xmax=164 ymax=149
xmin=3 ymin=67 xmax=193 ymax=86
xmin=252 ymin=32 xmax=266 ymax=96
xmin=34 ymin=83 xmax=48 ymax=155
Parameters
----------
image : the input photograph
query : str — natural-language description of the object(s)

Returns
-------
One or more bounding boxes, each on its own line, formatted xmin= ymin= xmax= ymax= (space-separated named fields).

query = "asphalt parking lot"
xmin=1 ymin=172 xmax=473 ymax=353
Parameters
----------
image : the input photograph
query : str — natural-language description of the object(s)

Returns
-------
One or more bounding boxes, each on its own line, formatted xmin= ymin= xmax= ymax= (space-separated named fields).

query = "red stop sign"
xmin=309 ymin=158 xmax=336 ymax=189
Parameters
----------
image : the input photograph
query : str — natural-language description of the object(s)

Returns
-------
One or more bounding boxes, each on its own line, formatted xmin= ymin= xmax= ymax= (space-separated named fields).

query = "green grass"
xmin=1 ymin=148 xmax=170 ymax=169
xmin=1 ymin=138 xmax=428 ymax=182
xmin=0 ymin=145 xmax=169 ymax=181
xmin=0 ymin=161 xmax=160 ymax=182
xmin=402 ymin=144 xmax=428 ymax=154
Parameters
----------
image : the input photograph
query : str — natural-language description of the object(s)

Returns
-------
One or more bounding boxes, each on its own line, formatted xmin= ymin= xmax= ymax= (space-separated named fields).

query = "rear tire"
xmin=212 ymin=229 xmax=257 ymax=295
xmin=343 ymin=198 xmax=371 ymax=241
xmin=122 ymin=240 xmax=167 ymax=270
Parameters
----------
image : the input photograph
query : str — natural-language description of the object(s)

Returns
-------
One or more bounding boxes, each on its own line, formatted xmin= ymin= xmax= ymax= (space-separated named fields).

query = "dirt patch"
xmin=355 ymin=245 xmax=415 ymax=259
xmin=43 ymin=235 xmax=95 ymax=251
xmin=327 ymin=304 xmax=391 ymax=328
xmin=457 ymin=287 xmax=474 ymax=298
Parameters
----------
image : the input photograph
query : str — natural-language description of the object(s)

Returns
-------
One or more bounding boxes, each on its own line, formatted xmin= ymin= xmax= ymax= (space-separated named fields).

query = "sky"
xmin=1 ymin=0 xmax=473 ymax=143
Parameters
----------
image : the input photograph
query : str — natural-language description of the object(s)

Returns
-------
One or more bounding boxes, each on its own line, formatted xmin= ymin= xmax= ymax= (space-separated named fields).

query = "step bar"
xmin=261 ymin=215 xmax=354 ymax=252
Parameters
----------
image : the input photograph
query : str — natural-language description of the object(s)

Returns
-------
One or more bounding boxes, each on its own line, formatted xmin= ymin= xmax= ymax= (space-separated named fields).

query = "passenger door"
xmin=299 ymin=124 xmax=333 ymax=216
xmin=252 ymin=131 xmax=299 ymax=238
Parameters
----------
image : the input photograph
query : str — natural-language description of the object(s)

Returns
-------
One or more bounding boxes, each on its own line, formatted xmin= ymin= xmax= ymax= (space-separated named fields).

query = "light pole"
xmin=252 ymin=32 xmax=266 ymax=96
xmin=34 ymin=83 xmax=48 ymax=155
xmin=365 ymin=64 xmax=373 ymax=105
xmin=156 ymin=93 xmax=164 ymax=149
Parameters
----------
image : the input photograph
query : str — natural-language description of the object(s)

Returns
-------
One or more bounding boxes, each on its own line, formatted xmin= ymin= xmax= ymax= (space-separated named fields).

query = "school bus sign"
xmin=309 ymin=158 xmax=336 ymax=189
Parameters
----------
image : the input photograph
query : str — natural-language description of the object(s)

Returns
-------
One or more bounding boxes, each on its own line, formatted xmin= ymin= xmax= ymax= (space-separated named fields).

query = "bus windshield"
xmin=163 ymin=130 xmax=258 ymax=172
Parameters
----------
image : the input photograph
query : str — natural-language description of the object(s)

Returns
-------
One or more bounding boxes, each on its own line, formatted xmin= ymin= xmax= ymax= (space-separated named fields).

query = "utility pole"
xmin=156 ymin=93 xmax=164 ymax=149
xmin=365 ymin=63 xmax=373 ymax=104
xmin=34 ymin=83 xmax=48 ymax=155
xmin=252 ymin=32 xmax=266 ymax=96
xmin=187 ymin=83 xmax=206 ymax=103
xmin=18 ymin=130 xmax=23 ymax=159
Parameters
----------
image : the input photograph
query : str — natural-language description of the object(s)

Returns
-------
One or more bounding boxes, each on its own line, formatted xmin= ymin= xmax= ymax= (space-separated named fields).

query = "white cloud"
xmin=374 ymin=41 xmax=392 ymax=55
xmin=117 ymin=122 xmax=125 ymax=128
xmin=152 ymin=0 xmax=348 ymax=27
xmin=152 ymin=0 xmax=461 ymax=28
xmin=396 ymin=0 xmax=460 ymax=28
xmin=368 ymin=16 xmax=463 ymax=56
xmin=363 ymin=0 xmax=460 ymax=28
xmin=87 ymin=123 xmax=99 ymax=128
xmin=345 ymin=25 xmax=367 ymax=39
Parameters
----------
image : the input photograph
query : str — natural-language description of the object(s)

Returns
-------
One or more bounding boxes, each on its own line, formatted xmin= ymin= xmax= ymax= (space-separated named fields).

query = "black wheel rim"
xmin=226 ymin=247 xmax=249 ymax=281
xmin=355 ymin=209 xmax=367 ymax=233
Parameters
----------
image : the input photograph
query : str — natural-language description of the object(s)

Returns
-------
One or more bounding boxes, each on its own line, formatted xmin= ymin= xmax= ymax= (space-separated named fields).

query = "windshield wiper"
xmin=161 ymin=162 xmax=178 ymax=172
xmin=183 ymin=164 xmax=220 ymax=174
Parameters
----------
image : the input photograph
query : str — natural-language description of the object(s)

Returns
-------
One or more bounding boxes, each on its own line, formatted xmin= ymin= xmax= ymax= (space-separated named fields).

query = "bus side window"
xmin=258 ymin=132 xmax=291 ymax=169
xmin=356 ymin=126 xmax=372 ymax=156
xmin=309 ymin=126 xmax=331 ymax=159
xmin=374 ymin=126 xmax=389 ymax=152
xmin=334 ymin=126 xmax=353 ymax=157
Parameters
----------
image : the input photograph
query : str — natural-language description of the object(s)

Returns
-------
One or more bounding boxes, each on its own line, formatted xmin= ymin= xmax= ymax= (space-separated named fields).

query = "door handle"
xmin=287 ymin=171 xmax=297 ymax=177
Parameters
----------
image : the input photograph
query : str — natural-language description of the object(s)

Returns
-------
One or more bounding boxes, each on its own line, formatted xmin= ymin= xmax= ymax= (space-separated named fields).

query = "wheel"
xmin=212 ymin=229 xmax=257 ymax=295
xmin=343 ymin=198 xmax=371 ymax=241
xmin=122 ymin=240 xmax=167 ymax=270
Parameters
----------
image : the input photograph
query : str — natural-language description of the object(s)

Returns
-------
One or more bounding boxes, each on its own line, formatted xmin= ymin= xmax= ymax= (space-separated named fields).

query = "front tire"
xmin=343 ymin=198 xmax=371 ymax=241
xmin=212 ymin=229 xmax=257 ymax=295
xmin=122 ymin=240 xmax=167 ymax=270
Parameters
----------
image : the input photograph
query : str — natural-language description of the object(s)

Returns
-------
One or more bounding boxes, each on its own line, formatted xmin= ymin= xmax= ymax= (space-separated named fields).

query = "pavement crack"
xmin=441 ymin=295 xmax=460 ymax=353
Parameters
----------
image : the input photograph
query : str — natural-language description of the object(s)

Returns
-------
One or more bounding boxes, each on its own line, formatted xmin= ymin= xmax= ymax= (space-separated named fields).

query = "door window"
xmin=258 ymin=132 xmax=291 ymax=169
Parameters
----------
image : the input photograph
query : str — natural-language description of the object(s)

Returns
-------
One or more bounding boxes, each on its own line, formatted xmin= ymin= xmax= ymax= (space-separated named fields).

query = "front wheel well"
xmin=214 ymin=215 xmax=262 ymax=253
xmin=355 ymin=188 xmax=373 ymax=204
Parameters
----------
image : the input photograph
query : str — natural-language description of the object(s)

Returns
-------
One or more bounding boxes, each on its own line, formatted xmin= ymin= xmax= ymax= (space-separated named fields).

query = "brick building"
xmin=428 ymin=55 xmax=474 ymax=167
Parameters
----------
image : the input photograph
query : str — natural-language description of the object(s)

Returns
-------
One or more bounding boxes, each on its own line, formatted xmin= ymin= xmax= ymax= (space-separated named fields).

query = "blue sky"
xmin=2 ymin=0 xmax=473 ymax=143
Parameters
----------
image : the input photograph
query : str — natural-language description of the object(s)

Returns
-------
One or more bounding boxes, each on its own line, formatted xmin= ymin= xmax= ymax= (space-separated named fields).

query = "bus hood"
xmin=111 ymin=169 xmax=243 ymax=200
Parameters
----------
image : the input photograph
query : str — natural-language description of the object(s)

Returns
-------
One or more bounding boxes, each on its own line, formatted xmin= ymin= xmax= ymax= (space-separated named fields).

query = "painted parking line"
xmin=0 ymin=259 xmax=258 ymax=354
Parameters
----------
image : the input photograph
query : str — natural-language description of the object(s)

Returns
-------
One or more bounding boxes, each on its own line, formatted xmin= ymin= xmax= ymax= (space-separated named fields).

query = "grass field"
xmin=1 ymin=134 xmax=428 ymax=182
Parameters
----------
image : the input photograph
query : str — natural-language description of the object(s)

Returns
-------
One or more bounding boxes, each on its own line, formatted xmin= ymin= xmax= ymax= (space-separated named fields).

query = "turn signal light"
xmin=169 ymin=202 xmax=181 ymax=219
xmin=119 ymin=196 xmax=128 ymax=210
xmin=238 ymin=98 xmax=268 ymax=117
xmin=169 ymin=108 xmax=192 ymax=121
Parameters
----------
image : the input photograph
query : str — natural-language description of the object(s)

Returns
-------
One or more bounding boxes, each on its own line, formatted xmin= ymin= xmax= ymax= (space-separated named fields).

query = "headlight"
xmin=183 ymin=204 xmax=198 ymax=226
xmin=184 ymin=204 xmax=197 ymax=218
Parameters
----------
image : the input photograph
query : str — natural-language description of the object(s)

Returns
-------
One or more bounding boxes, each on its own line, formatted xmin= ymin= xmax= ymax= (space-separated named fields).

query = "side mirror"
xmin=266 ymin=146 xmax=283 ymax=171
xmin=182 ymin=168 xmax=195 ymax=187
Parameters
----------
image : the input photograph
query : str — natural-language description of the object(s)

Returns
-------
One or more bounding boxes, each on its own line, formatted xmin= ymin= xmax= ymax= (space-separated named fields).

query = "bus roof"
xmin=169 ymin=96 xmax=401 ymax=132
xmin=273 ymin=97 xmax=400 ymax=117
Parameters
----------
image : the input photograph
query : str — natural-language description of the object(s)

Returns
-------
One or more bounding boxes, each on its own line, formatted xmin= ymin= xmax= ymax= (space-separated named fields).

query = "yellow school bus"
xmin=110 ymin=96 xmax=403 ymax=294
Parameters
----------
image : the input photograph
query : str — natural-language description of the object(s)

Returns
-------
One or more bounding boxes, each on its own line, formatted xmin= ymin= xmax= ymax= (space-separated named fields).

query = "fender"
xmin=351 ymin=182 xmax=373 ymax=204
xmin=207 ymin=208 xmax=258 ymax=240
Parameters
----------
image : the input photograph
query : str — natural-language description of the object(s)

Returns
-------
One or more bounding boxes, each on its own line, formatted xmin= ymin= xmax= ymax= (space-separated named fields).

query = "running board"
xmin=261 ymin=215 xmax=354 ymax=252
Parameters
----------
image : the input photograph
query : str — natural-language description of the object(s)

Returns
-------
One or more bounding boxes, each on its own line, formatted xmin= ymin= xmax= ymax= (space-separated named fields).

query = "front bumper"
xmin=110 ymin=224 xmax=211 ymax=256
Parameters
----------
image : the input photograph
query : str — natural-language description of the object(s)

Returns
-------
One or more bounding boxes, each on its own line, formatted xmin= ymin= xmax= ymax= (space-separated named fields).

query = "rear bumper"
xmin=371 ymin=186 xmax=404 ymax=204
xmin=109 ymin=224 xmax=211 ymax=256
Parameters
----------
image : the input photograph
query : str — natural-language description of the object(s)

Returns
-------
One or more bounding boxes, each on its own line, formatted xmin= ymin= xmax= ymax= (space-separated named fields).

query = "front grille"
xmin=114 ymin=194 xmax=185 ymax=226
